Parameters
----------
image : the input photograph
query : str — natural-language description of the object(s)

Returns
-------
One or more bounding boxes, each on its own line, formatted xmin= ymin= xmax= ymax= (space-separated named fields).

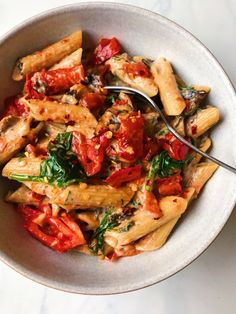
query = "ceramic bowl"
xmin=0 ymin=3 xmax=236 ymax=295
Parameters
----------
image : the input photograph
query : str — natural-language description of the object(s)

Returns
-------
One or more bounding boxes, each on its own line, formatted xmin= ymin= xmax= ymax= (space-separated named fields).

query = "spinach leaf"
xmin=145 ymin=151 xmax=186 ymax=190
xmin=11 ymin=132 xmax=87 ymax=187
xmin=90 ymin=211 xmax=120 ymax=254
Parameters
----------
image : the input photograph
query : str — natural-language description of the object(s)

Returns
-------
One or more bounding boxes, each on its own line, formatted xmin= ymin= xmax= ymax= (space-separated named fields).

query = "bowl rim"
xmin=0 ymin=1 xmax=236 ymax=295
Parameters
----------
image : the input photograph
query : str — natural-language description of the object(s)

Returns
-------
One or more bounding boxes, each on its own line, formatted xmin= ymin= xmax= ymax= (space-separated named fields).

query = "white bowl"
xmin=0 ymin=3 xmax=236 ymax=295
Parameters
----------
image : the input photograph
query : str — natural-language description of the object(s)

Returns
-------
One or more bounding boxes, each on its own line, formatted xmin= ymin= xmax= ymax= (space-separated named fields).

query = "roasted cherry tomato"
xmin=93 ymin=37 xmax=121 ymax=65
xmin=162 ymin=133 xmax=189 ymax=161
xmin=80 ymin=93 xmax=106 ymax=111
xmin=18 ymin=205 xmax=86 ymax=253
xmin=157 ymin=174 xmax=183 ymax=196
xmin=106 ymin=112 xmax=144 ymax=163
xmin=72 ymin=131 xmax=110 ymax=176
xmin=24 ymin=75 xmax=48 ymax=99
xmin=25 ymin=144 xmax=48 ymax=157
xmin=105 ymin=165 xmax=142 ymax=188
xmin=123 ymin=61 xmax=149 ymax=78
xmin=31 ymin=65 xmax=85 ymax=95
xmin=1 ymin=96 xmax=28 ymax=118
xmin=142 ymin=137 xmax=159 ymax=161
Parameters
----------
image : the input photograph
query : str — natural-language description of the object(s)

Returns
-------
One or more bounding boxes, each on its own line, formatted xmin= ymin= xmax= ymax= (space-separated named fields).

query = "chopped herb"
xmin=90 ymin=211 xmax=120 ymax=254
xmin=118 ymin=221 xmax=135 ymax=233
xmin=11 ymin=132 xmax=87 ymax=187
xmin=142 ymin=58 xmax=154 ymax=69
xmin=107 ymin=94 xmax=117 ymax=105
xmin=9 ymin=174 xmax=46 ymax=183
xmin=145 ymin=151 xmax=188 ymax=190
xmin=129 ymin=199 xmax=141 ymax=208
xmin=158 ymin=129 xmax=168 ymax=136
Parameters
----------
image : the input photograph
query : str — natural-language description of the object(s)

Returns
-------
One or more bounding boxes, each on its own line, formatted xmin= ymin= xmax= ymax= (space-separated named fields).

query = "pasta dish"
xmin=0 ymin=30 xmax=220 ymax=260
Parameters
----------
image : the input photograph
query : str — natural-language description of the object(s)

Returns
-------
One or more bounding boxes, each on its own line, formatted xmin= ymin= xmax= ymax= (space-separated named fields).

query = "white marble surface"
xmin=0 ymin=0 xmax=236 ymax=313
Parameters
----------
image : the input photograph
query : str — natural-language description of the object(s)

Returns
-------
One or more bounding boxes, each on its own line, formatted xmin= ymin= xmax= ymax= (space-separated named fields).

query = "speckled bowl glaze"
xmin=0 ymin=2 xmax=236 ymax=295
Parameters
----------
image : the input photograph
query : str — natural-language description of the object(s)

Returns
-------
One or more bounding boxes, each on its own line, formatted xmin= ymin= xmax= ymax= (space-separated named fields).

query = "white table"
xmin=0 ymin=1 xmax=235 ymax=313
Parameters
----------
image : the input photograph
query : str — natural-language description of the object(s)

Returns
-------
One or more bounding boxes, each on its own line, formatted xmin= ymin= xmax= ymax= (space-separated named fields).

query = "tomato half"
xmin=80 ymin=93 xmax=106 ymax=111
xmin=157 ymin=174 xmax=183 ymax=196
xmin=1 ymin=96 xmax=29 ymax=118
xmin=105 ymin=165 xmax=142 ymax=188
xmin=93 ymin=37 xmax=121 ymax=65
xmin=72 ymin=131 xmax=110 ymax=176
xmin=123 ymin=61 xmax=149 ymax=78
xmin=106 ymin=112 xmax=144 ymax=163
xmin=18 ymin=205 xmax=86 ymax=253
xmin=162 ymin=133 xmax=189 ymax=161
xmin=31 ymin=65 xmax=85 ymax=95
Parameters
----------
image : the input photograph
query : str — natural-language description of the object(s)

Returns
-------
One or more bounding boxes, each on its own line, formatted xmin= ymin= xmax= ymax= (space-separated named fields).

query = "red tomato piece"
xmin=25 ymin=144 xmax=48 ymax=157
xmin=123 ymin=61 xmax=149 ymax=78
xmin=24 ymin=75 xmax=47 ymax=99
xmin=93 ymin=37 xmax=121 ymax=65
xmin=106 ymin=112 xmax=144 ymax=163
xmin=31 ymin=65 xmax=85 ymax=95
xmin=80 ymin=93 xmax=106 ymax=111
xmin=162 ymin=133 xmax=189 ymax=161
xmin=105 ymin=165 xmax=142 ymax=188
xmin=1 ymin=96 xmax=29 ymax=118
xmin=72 ymin=131 xmax=110 ymax=176
xmin=142 ymin=137 xmax=159 ymax=161
xmin=18 ymin=205 xmax=86 ymax=253
xmin=157 ymin=174 xmax=183 ymax=196
xmin=138 ymin=190 xmax=162 ymax=219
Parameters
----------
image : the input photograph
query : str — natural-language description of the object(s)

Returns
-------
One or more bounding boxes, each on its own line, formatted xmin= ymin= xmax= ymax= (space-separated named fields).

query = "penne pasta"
xmin=2 ymin=157 xmax=43 ymax=177
xmin=151 ymin=57 xmax=186 ymax=115
xmin=170 ymin=116 xmax=185 ymax=136
xmin=135 ymin=187 xmax=195 ymax=251
xmin=50 ymin=48 xmax=83 ymax=70
xmin=22 ymin=98 xmax=98 ymax=138
xmin=105 ymin=195 xmax=188 ymax=247
xmin=0 ymin=116 xmax=43 ymax=165
xmin=5 ymin=185 xmax=43 ymax=205
xmin=135 ymin=217 xmax=179 ymax=251
xmin=22 ymin=182 xmax=135 ymax=210
xmin=12 ymin=30 xmax=82 ymax=81
xmin=106 ymin=53 xmax=158 ymax=97
xmin=37 ymin=122 xmax=66 ymax=149
xmin=186 ymin=162 xmax=219 ymax=196
xmin=186 ymin=107 xmax=220 ymax=138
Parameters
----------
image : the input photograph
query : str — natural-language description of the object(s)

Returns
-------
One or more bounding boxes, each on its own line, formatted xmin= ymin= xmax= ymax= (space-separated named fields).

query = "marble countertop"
xmin=0 ymin=0 xmax=236 ymax=313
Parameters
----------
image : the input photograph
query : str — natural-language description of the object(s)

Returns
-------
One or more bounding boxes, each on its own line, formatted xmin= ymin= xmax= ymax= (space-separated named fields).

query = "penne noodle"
xmin=106 ymin=53 xmax=158 ymax=97
xmin=22 ymin=98 xmax=98 ymax=138
xmin=37 ymin=122 xmax=66 ymax=149
xmin=76 ymin=212 xmax=99 ymax=230
xmin=50 ymin=48 xmax=83 ymax=70
xmin=22 ymin=182 xmax=135 ymax=210
xmin=186 ymin=162 xmax=219 ymax=197
xmin=0 ymin=116 xmax=43 ymax=165
xmin=184 ymin=136 xmax=212 ymax=183
xmin=12 ymin=30 xmax=82 ymax=81
xmin=186 ymin=107 xmax=220 ymax=138
xmin=170 ymin=116 xmax=185 ymax=136
xmin=151 ymin=57 xmax=186 ymax=115
xmin=135 ymin=217 xmax=179 ymax=251
xmin=5 ymin=185 xmax=43 ymax=205
xmin=105 ymin=195 xmax=188 ymax=247
xmin=2 ymin=157 xmax=43 ymax=177
xmin=135 ymin=187 xmax=195 ymax=251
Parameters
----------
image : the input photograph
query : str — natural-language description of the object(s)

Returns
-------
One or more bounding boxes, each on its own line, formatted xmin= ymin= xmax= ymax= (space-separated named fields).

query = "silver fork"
xmin=104 ymin=85 xmax=236 ymax=174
